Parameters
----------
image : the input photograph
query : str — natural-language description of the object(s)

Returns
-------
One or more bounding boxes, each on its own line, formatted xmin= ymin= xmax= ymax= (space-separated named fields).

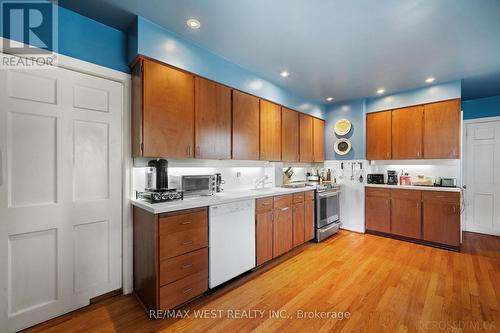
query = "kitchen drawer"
xmin=159 ymin=209 xmax=208 ymax=260
xmin=159 ymin=247 xmax=208 ymax=286
xmin=256 ymin=197 xmax=273 ymax=212
xmin=365 ymin=187 xmax=391 ymax=197
xmin=422 ymin=191 xmax=460 ymax=203
xmin=293 ymin=192 xmax=305 ymax=203
xmin=391 ymin=189 xmax=421 ymax=200
xmin=274 ymin=194 xmax=293 ymax=208
xmin=159 ymin=270 xmax=208 ymax=310
xmin=305 ymin=190 xmax=314 ymax=201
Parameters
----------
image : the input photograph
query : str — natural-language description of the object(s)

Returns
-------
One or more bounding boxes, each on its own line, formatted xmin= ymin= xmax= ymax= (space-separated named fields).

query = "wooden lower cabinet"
xmin=292 ymin=193 xmax=305 ymax=247
xmin=304 ymin=191 xmax=315 ymax=241
xmin=255 ymin=208 xmax=274 ymax=266
xmin=390 ymin=189 xmax=422 ymax=239
xmin=133 ymin=207 xmax=208 ymax=312
xmin=422 ymin=191 xmax=460 ymax=247
xmin=273 ymin=195 xmax=293 ymax=257
xmin=365 ymin=187 xmax=461 ymax=249
xmin=365 ymin=188 xmax=391 ymax=233
xmin=255 ymin=191 xmax=314 ymax=266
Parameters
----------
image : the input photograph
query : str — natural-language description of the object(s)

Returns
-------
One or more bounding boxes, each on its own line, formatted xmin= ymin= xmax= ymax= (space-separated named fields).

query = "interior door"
xmin=0 ymin=55 xmax=123 ymax=331
xmin=464 ymin=120 xmax=500 ymax=236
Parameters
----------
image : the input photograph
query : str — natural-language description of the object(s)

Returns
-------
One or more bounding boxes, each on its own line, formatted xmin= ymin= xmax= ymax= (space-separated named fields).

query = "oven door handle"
xmin=317 ymin=192 xmax=339 ymax=198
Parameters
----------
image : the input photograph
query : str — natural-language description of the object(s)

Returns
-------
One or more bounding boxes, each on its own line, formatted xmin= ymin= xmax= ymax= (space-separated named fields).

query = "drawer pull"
xmin=180 ymin=221 xmax=192 ymax=225
xmin=181 ymin=263 xmax=192 ymax=269
xmin=262 ymin=202 xmax=271 ymax=205
xmin=280 ymin=207 xmax=289 ymax=211
xmin=182 ymin=287 xmax=193 ymax=294
xmin=182 ymin=240 xmax=193 ymax=246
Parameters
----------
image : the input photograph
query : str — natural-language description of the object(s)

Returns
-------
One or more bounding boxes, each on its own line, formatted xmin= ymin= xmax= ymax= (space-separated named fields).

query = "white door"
xmin=464 ymin=120 xmax=500 ymax=236
xmin=0 ymin=54 xmax=123 ymax=332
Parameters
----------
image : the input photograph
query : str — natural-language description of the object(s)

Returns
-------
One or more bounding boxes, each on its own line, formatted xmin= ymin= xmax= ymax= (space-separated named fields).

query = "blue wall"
xmin=325 ymin=81 xmax=462 ymax=160
xmin=0 ymin=2 xmax=129 ymax=73
xmin=366 ymin=81 xmax=461 ymax=113
xmin=129 ymin=17 xmax=324 ymax=118
xmin=325 ymin=99 xmax=366 ymax=160
xmin=462 ymin=95 xmax=500 ymax=120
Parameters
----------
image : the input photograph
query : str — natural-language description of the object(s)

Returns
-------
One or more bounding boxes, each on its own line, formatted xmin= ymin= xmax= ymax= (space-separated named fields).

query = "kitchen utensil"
xmin=339 ymin=162 xmax=344 ymax=179
xmin=350 ymin=162 xmax=354 ymax=181
xmin=359 ymin=162 xmax=364 ymax=183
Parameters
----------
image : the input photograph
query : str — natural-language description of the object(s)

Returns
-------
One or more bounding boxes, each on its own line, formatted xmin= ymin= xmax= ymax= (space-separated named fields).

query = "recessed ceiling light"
xmin=425 ymin=77 xmax=436 ymax=83
xmin=376 ymin=88 xmax=385 ymax=95
xmin=326 ymin=97 xmax=334 ymax=102
xmin=280 ymin=70 xmax=289 ymax=78
xmin=186 ymin=18 xmax=201 ymax=29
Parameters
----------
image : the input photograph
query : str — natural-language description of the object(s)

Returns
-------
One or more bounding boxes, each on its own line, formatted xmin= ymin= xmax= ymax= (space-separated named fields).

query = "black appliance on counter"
xmin=147 ymin=159 xmax=168 ymax=190
xmin=315 ymin=184 xmax=341 ymax=242
xmin=367 ymin=174 xmax=385 ymax=184
xmin=387 ymin=170 xmax=398 ymax=185
xmin=137 ymin=158 xmax=184 ymax=203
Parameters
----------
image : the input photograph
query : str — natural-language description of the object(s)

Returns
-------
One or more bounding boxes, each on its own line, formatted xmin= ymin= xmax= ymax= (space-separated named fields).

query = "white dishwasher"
xmin=209 ymin=199 xmax=256 ymax=288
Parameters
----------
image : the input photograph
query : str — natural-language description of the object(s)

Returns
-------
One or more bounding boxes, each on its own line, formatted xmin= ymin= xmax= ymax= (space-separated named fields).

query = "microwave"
xmin=170 ymin=175 xmax=216 ymax=196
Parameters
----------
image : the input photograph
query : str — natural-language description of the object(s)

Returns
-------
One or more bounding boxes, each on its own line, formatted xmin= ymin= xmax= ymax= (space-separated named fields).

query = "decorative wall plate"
xmin=334 ymin=118 xmax=352 ymax=136
xmin=334 ymin=138 xmax=352 ymax=155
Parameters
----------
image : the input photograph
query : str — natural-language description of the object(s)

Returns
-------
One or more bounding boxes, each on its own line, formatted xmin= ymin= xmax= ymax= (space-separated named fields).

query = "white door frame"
xmin=0 ymin=38 xmax=133 ymax=295
xmin=462 ymin=115 xmax=500 ymax=235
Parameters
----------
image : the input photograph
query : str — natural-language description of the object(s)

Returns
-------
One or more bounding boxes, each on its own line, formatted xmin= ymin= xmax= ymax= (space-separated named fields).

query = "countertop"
xmin=365 ymin=184 xmax=461 ymax=192
xmin=131 ymin=186 xmax=317 ymax=214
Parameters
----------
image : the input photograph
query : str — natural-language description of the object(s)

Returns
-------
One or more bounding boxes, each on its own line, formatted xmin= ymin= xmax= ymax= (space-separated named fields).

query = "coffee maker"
xmin=146 ymin=159 xmax=168 ymax=190
xmin=387 ymin=170 xmax=398 ymax=185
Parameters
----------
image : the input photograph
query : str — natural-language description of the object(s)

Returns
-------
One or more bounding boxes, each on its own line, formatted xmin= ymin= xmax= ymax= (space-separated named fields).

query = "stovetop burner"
xmin=136 ymin=188 xmax=183 ymax=203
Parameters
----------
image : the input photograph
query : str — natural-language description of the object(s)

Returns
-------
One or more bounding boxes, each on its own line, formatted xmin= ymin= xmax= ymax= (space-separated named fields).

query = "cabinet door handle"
xmin=182 ymin=287 xmax=193 ymax=294
xmin=281 ymin=207 xmax=289 ymax=211
xmin=186 ymin=146 xmax=191 ymax=156
xmin=452 ymin=206 xmax=456 ymax=214
xmin=180 ymin=221 xmax=192 ymax=225
xmin=196 ymin=146 xmax=201 ymax=156
xmin=181 ymin=263 xmax=193 ymax=269
xmin=182 ymin=240 xmax=193 ymax=246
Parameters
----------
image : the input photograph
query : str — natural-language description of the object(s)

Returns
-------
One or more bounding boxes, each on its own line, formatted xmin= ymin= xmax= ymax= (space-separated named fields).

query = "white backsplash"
xmin=133 ymin=166 xmax=275 ymax=192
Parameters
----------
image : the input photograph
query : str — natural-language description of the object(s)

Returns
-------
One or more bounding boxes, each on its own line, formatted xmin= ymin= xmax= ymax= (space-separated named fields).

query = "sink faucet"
xmin=254 ymin=175 xmax=272 ymax=189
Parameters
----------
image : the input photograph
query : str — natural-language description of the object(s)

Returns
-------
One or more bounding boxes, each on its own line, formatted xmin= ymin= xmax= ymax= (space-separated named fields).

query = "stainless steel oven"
xmin=315 ymin=184 xmax=341 ymax=242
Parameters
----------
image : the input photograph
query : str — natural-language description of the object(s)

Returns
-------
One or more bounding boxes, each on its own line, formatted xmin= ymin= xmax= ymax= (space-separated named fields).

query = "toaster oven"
xmin=169 ymin=175 xmax=217 ymax=196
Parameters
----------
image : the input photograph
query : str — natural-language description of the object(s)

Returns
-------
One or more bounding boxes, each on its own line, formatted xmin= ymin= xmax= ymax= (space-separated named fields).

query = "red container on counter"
xmin=400 ymin=175 xmax=411 ymax=185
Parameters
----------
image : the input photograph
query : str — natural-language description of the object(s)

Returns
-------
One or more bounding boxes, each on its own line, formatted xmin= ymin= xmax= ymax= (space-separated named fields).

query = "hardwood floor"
xmin=24 ymin=231 xmax=500 ymax=333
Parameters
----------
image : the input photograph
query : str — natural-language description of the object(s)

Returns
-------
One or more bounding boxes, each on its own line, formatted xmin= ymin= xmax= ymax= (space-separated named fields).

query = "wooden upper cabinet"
xmin=313 ymin=118 xmax=325 ymax=162
xmin=392 ymin=105 xmax=424 ymax=159
xmin=366 ymin=111 xmax=392 ymax=160
xmin=142 ymin=59 xmax=195 ymax=158
xmin=299 ymin=114 xmax=314 ymax=162
xmin=194 ymin=77 xmax=231 ymax=159
xmin=281 ymin=107 xmax=299 ymax=162
xmin=260 ymin=100 xmax=281 ymax=161
xmin=423 ymin=99 xmax=460 ymax=159
xmin=232 ymin=90 xmax=260 ymax=160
